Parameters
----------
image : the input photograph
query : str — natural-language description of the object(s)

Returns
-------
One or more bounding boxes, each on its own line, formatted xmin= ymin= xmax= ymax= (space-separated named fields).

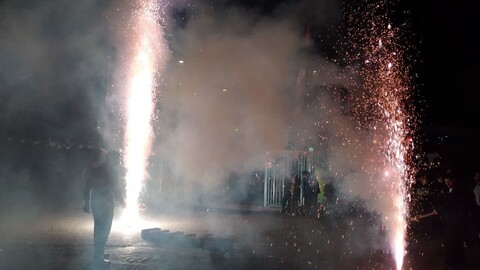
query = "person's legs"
xmin=290 ymin=198 xmax=298 ymax=216
xmin=281 ymin=194 xmax=291 ymax=213
xmin=281 ymin=195 xmax=287 ymax=213
xmin=310 ymin=194 xmax=317 ymax=215
xmin=92 ymin=200 xmax=114 ymax=262
xmin=305 ymin=195 xmax=313 ymax=215
xmin=444 ymin=227 xmax=465 ymax=268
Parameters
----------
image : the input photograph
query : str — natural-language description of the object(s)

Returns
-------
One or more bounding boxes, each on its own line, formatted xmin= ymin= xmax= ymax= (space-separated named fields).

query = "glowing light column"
xmin=365 ymin=27 xmax=414 ymax=270
xmin=122 ymin=1 xmax=161 ymax=224
xmin=349 ymin=2 xmax=415 ymax=266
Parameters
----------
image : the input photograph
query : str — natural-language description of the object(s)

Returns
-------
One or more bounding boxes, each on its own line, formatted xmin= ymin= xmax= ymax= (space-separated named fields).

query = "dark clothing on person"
xmin=290 ymin=175 xmax=301 ymax=215
xmin=472 ymin=178 xmax=480 ymax=247
xmin=411 ymin=177 xmax=441 ymax=238
xmin=436 ymin=186 xmax=468 ymax=268
xmin=281 ymin=177 xmax=292 ymax=214
xmin=304 ymin=176 xmax=320 ymax=216
xmin=92 ymin=196 xmax=114 ymax=263
xmin=431 ymin=179 xmax=449 ymax=207
xmin=84 ymin=153 xmax=124 ymax=265
xmin=323 ymin=182 xmax=336 ymax=208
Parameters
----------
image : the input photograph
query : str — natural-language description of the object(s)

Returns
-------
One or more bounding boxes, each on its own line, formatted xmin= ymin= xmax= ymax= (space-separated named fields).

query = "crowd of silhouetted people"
xmin=277 ymin=167 xmax=480 ymax=269
xmin=410 ymin=168 xmax=480 ymax=269
xmin=280 ymin=171 xmax=326 ymax=217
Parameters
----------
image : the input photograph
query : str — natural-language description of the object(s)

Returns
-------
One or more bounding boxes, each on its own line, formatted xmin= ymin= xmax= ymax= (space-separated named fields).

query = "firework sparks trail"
xmin=366 ymin=22 xmax=414 ymax=270
xmin=346 ymin=2 xmax=416 ymax=269
xmin=121 ymin=0 xmax=165 ymax=226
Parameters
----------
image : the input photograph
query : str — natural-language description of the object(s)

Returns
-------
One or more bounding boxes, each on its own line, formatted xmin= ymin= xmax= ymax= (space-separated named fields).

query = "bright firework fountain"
xmin=120 ymin=1 xmax=165 ymax=227
xmin=346 ymin=2 xmax=416 ymax=269
xmin=362 ymin=16 xmax=414 ymax=270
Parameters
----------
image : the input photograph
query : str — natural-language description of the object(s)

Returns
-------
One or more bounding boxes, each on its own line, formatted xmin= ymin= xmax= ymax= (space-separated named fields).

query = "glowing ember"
xmin=121 ymin=1 xmax=164 ymax=225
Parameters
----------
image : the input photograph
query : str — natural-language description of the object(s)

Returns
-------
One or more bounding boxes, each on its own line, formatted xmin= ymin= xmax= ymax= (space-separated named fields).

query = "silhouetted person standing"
xmin=83 ymin=150 xmax=125 ymax=268
xmin=290 ymin=174 xmax=301 ymax=216
xmin=304 ymin=173 xmax=320 ymax=216
xmin=434 ymin=171 xmax=468 ymax=269
xmin=470 ymin=171 xmax=480 ymax=247
xmin=281 ymin=176 xmax=292 ymax=214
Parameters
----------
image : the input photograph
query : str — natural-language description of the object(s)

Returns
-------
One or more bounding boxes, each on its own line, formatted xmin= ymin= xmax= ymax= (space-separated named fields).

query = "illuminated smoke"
xmin=121 ymin=0 xmax=166 ymax=224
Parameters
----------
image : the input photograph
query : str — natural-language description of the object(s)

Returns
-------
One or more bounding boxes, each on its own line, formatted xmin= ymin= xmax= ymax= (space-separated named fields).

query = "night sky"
xmin=405 ymin=0 xmax=480 ymax=131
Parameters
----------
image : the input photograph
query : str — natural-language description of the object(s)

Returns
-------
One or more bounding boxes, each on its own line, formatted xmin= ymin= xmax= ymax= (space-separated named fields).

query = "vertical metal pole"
xmin=299 ymin=155 xmax=303 ymax=206
xmin=264 ymin=166 xmax=268 ymax=207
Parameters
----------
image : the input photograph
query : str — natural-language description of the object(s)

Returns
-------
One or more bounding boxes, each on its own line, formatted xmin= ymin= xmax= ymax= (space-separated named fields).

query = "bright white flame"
xmin=121 ymin=1 xmax=163 ymax=226
xmin=383 ymin=125 xmax=410 ymax=270
xmin=393 ymin=193 xmax=406 ymax=270
xmin=353 ymin=4 xmax=414 ymax=268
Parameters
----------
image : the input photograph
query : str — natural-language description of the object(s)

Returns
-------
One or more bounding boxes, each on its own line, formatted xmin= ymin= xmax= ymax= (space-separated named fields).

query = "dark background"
xmin=402 ymin=0 xmax=480 ymax=175
xmin=405 ymin=0 xmax=480 ymax=130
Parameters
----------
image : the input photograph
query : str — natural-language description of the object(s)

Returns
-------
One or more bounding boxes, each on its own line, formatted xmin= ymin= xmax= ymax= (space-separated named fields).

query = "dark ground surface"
xmin=1 ymin=203 xmax=479 ymax=270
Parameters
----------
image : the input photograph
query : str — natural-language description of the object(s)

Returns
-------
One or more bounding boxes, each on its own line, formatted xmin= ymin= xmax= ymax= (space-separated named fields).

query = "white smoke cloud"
xmin=0 ymin=1 xmax=416 ymax=268
xmin=161 ymin=14 xmax=301 ymax=183
xmin=0 ymin=0 xmax=410 ymax=221
xmin=0 ymin=0 xmax=115 ymax=142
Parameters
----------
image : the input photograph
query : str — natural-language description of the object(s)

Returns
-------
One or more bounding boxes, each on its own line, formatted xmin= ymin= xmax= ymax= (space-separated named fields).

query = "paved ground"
xmin=1 ymin=203 xmax=479 ymax=270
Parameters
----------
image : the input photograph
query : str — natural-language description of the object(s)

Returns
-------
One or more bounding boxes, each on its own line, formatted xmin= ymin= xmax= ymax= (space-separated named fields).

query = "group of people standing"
xmin=411 ymin=169 xmax=480 ymax=270
xmin=280 ymin=171 xmax=320 ymax=216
